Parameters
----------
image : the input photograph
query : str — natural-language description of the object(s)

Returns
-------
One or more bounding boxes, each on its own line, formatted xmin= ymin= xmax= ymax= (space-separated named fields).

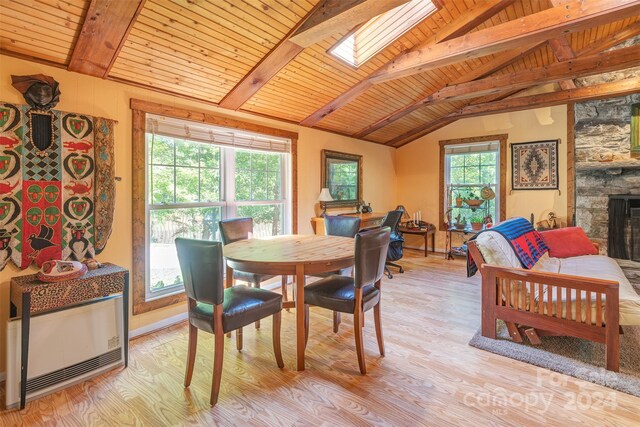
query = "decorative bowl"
xmin=464 ymin=199 xmax=484 ymax=207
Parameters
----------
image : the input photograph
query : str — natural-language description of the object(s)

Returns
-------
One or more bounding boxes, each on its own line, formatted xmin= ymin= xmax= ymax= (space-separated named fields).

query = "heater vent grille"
xmin=25 ymin=348 xmax=122 ymax=394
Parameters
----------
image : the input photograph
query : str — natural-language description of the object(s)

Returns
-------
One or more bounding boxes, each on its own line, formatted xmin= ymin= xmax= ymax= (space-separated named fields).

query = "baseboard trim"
xmin=130 ymin=312 xmax=188 ymax=339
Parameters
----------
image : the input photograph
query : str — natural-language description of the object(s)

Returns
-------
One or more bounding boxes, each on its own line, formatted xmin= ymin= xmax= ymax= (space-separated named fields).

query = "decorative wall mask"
xmin=11 ymin=75 xmax=61 ymax=153
xmin=11 ymin=74 xmax=61 ymax=111
xmin=0 ymin=100 xmax=116 ymax=271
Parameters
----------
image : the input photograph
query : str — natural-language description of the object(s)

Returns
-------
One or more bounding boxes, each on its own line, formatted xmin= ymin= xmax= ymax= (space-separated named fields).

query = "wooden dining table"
xmin=223 ymin=234 xmax=355 ymax=371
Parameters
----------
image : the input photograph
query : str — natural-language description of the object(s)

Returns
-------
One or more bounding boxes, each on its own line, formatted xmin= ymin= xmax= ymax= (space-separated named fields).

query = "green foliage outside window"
xmin=448 ymin=151 xmax=498 ymax=224
xmin=146 ymin=136 xmax=286 ymax=293
xmin=329 ymin=161 xmax=357 ymax=200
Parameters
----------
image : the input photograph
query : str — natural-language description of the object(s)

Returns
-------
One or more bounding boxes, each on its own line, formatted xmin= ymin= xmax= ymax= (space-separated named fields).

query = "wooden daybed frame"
xmin=467 ymin=240 xmax=620 ymax=372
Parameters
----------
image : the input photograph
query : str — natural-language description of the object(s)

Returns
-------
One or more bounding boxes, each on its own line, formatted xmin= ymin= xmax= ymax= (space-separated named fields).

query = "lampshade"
xmin=318 ymin=188 xmax=334 ymax=202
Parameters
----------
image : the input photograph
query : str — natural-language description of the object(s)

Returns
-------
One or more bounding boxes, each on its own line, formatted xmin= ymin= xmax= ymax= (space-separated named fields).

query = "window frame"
xmin=438 ymin=134 xmax=507 ymax=231
xmin=145 ymin=142 xmax=290 ymax=301
xmin=327 ymin=0 xmax=438 ymax=68
xmin=132 ymin=100 xmax=298 ymax=315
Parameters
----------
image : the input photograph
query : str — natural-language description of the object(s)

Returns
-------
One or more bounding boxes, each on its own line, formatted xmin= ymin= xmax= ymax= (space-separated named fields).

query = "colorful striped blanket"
xmin=466 ymin=217 xmax=549 ymax=277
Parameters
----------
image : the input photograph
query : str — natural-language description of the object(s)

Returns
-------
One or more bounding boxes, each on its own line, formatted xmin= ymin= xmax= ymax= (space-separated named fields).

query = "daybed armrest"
xmin=480 ymin=263 xmax=619 ymax=331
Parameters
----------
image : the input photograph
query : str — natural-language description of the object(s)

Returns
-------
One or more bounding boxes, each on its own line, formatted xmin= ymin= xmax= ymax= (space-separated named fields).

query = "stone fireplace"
xmin=574 ymin=36 xmax=640 ymax=256
xmin=607 ymin=195 xmax=640 ymax=261
xmin=574 ymin=91 xmax=640 ymax=256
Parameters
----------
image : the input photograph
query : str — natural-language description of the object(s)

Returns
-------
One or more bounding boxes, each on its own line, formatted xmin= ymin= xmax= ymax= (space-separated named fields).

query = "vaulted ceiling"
xmin=2 ymin=0 xmax=640 ymax=147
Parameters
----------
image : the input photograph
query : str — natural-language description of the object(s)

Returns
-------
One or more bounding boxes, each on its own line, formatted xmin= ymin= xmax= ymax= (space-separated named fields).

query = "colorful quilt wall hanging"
xmin=0 ymin=101 xmax=116 ymax=270
xmin=511 ymin=139 xmax=559 ymax=191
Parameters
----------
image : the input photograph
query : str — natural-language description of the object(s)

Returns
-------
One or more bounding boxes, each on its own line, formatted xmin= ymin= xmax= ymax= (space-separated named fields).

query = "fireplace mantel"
xmin=576 ymin=160 xmax=640 ymax=171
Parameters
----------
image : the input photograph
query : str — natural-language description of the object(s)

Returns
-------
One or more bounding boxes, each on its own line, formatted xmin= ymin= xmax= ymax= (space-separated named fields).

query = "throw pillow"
xmin=540 ymin=227 xmax=598 ymax=258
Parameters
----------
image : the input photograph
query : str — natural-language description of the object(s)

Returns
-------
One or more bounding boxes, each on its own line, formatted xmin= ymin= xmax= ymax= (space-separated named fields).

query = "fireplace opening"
xmin=608 ymin=195 xmax=640 ymax=260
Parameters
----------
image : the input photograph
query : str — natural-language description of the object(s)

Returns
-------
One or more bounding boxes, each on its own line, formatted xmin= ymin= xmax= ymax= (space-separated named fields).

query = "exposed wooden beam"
xmin=219 ymin=0 xmax=407 ymax=111
xmin=427 ymin=45 xmax=640 ymax=103
xmin=300 ymin=0 xmax=515 ymax=127
xmin=384 ymin=19 xmax=640 ymax=146
xmin=370 ymin=0 xmax=640 ymax=84
xmin=547 ymin=1 xmax=577 ymax=89
xmin=299 ymin=80 xmax=375 ymax=126
xmin=289 ymin=0 xmax=410 ymax=48
xmin=384 ymin=116 xmax=456 ymax=146
xmin=68 ymin=0 xmax=146 ymax=78
xmin=548 ymin=37 xmax=578 ymax=89
xmin=391 ymin=77 xmax=640 ymax=147
xmin=218 ymin=40 xmax=304 ymax=110
xmin=450 ymin=77 xmax=640 ymax=119
xmin=353 ymin=41 xmax=542 ymax=138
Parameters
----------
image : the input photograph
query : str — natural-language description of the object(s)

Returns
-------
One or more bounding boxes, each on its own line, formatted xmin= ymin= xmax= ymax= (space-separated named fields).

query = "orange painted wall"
xmin=396 ymin=106 xmax=569 ymax=252
xmin=0 ymin=54 xmax=397 ymax=373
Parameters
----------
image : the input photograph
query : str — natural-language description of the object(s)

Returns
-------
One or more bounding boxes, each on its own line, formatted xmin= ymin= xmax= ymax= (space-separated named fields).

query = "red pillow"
xmin=540 ymin=227 xmax=598 ymax=258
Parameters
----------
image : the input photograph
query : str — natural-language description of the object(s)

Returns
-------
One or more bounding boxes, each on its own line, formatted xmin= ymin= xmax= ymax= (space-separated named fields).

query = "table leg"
xmin=295 ymin=264 xmax=306 ymax=371
xmin=424 ymin=233 xmax=428 ymax=257
xmin=20 ymin=292 xmax=31 ymax=410
xmin=123 ymin=272 xmax=129 ymax=368
xmin=431 ymin=231 xmax=435 ymax=255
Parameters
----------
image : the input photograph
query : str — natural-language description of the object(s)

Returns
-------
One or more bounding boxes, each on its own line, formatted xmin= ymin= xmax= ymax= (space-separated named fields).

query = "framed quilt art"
xmin=511 ymin=139 xmax=559 ymax=191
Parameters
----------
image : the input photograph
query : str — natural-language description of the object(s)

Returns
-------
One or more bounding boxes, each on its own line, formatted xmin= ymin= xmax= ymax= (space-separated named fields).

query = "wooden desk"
xmin=10 ymin=263 xmax=129 ymax=410
xmin=399 ymin=224 xmax=436 ymax=257
xmin=223 ymin=235 xmax=354 ymax=371
xmin=311 ymin=212 xmax=386 ymax=235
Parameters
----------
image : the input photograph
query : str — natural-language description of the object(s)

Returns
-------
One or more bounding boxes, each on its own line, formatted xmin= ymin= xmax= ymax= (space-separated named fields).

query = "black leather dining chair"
xmin=175 ymin=238 xmax=284 ymax=407
xmin=311 ymin=215 xmax=362 ymax=333
xmin=303 ymin=226 xmax=390 ymax=374
xmin=324 ymin=215 xmax=362 ymax=238
xmin=219 ymin=217 xmax=290 ymax=329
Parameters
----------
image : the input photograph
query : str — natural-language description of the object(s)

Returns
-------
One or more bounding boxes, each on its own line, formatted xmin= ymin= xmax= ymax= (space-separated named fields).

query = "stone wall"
xmin=574 ymin=66 xmax=640 ymax=252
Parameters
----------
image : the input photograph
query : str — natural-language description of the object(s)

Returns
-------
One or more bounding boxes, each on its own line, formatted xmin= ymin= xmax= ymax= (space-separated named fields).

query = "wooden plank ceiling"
xmin=1 ymin=0 xmax=640 ymax=148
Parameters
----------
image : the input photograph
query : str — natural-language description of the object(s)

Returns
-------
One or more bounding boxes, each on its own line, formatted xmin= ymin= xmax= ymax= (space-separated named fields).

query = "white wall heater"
xmin=6 ymin=297 xmax=124 ymax=408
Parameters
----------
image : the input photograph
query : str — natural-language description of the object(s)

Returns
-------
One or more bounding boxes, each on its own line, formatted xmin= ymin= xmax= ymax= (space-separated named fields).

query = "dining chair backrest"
xmin=219 ymin=217 xmax=253 ymax=245
xmin=354 ymin=227 xmax=391 ymax=289
xmin=324 ymin=215 xmax=361 ymax=238
xmin=175 ymin=238 xmax=225 ymax=306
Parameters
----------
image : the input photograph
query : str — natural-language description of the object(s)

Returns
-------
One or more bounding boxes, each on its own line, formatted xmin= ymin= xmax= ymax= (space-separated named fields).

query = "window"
xmin=439 ymin=135 xmax=507 ymax=231
xmin=131 ymin=102 xmax=297 ymax=314
xmin=147 ymin=135 xmax=224 ymax=296
xmin=329 ymin=0 xmax=437 ymax=68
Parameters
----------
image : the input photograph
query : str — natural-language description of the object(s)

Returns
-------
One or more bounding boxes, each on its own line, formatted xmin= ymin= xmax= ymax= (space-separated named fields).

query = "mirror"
xmin=321 ymin=149 xmax=362 ymax=207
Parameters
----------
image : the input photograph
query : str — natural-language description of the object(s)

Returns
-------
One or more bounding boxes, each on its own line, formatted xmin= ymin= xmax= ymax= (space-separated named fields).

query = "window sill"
xmin=133 ymin=283 xmax=187 ymax=315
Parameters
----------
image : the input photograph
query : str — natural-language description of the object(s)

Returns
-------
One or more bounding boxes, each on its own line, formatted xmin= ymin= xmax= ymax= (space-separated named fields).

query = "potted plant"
xmin=454 ymin=214 xmax=467 ymax=230
xmin=470 ymin=214 xmax=485 ymax=231
xmin=454 ymin=191 xmax=463 ymax=207
xmin=463 ymin=190 xmax=484 ymax=208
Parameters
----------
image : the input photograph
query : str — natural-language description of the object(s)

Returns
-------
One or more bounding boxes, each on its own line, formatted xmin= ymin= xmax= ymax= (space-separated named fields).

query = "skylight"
xmin=329 ymin=0 xmax=437 ymax=68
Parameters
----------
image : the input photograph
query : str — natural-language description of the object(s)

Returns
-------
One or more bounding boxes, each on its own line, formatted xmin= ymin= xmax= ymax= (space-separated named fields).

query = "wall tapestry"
xmin=511 ymin=139 xmax=559 ymax=191
xmin=0 ymin=100 xmax=116 ymax=270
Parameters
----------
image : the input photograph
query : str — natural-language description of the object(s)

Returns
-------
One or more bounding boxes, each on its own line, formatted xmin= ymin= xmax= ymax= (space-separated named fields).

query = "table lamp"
xmin=318 ymin=188 xmax=333 ymax=216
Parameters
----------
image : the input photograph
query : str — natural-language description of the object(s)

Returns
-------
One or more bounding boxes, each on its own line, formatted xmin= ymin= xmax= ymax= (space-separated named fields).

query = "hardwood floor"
xmin=2 ymin=251 xmax=640 ymax=426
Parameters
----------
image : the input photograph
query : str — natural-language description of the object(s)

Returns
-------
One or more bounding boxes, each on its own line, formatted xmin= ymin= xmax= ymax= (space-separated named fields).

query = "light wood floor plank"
xmin=2 ymin=251 xmax=640 ymax=425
